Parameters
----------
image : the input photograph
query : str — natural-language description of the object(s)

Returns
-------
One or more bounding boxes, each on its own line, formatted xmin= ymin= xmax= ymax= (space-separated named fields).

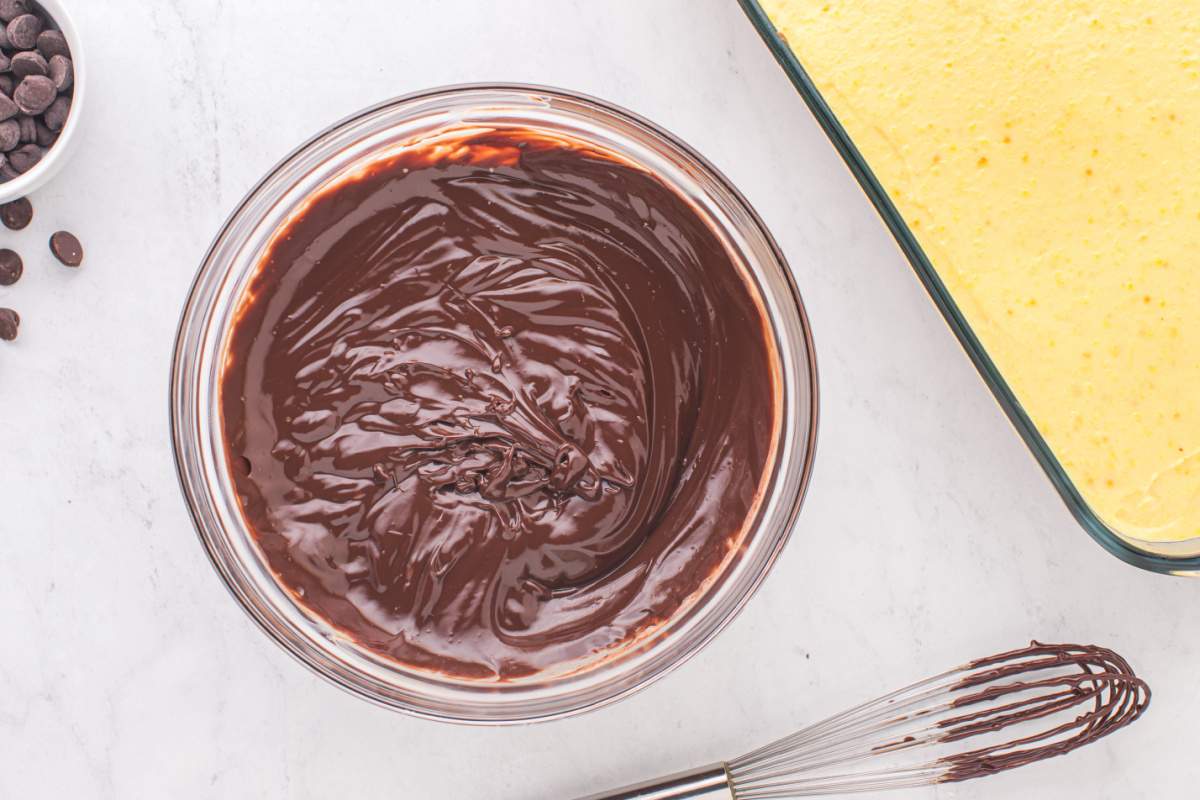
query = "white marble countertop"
xmin=2 ymin=1 xmax=1197 ymax=797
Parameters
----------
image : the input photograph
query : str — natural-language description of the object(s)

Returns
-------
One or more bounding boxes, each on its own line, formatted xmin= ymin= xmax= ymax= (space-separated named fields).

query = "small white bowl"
xmin=0 ymin=0 xmax=85 ymax=203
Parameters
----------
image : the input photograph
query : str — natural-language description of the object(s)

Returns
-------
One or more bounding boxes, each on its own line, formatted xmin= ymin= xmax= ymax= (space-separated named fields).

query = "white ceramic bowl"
xmin=0 ymin=0 xmax=85 ymax=203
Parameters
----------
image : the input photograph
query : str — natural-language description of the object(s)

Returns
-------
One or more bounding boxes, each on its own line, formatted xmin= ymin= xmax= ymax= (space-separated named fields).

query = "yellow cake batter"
xmin=763 ymin=1 xmax=1200 ymax=543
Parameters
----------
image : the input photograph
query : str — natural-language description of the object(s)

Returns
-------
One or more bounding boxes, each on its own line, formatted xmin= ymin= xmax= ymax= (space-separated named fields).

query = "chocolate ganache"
xmin=221 ymin=127 xmax=779 ymax=679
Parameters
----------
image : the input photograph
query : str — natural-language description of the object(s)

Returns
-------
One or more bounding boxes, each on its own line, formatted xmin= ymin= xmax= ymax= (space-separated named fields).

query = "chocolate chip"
xmin=0 ymin=196 xmax=31 ymax=229
xmin=0 ymin=118 xmax=18 ymax=151
xmin=36 ymin=29 xmax=68 ymax=60
xmin=0 ymin=307 xmax=18 ymax=341
xmin=0 ymin=51 xmax=9 ymax=74
xmin=8 ymin=142 xmax=39 ymax=172
xmin=0 ymin=162 xmax=16 ymax=182
xmin=42 ymin=94 xmax=67 ymax=131
xmin=13 ymin=75 xmax=54 ymax=116
xmin=0 ymin=74 xmax=13 ymax=97
xmin=6 ymin=13 xmax=40 ymax=49
xmin=0 ymin=248 xmax=21 ymax=286
xmin=0 ymin=93 xmax=16 ymax=122
xmin=0 ymin=248 xmax=20 ymax=284
xmin=16 ymin=113 xmax=33 ymax=142
xmin=11 ymin=50 xmax=47 ymax=80
xmin=48 ymin=54 xmax=70 ymax=91
xmin=50 ymin=230 xmax=81 ymax=266
xmin=33 ymin=118 xmax=53 ymax=147
xmin=0 ymin=0 xmax=30 ymax=23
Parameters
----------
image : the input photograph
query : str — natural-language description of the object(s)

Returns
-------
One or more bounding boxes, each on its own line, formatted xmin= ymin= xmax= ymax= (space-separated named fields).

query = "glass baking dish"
xmin=738 ymin=0 xmax=1200 ymax=575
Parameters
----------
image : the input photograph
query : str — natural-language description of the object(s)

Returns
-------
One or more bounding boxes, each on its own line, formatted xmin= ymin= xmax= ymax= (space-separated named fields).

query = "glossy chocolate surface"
xmin=221 ymin=128 xmax=778 ymax=678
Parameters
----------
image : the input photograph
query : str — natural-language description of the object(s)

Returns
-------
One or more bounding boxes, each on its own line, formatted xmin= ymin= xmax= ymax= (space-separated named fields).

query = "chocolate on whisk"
xmin=577 ymin=641 xmax=1151 ymax=799
xmin=940 ymin=642 xmax=1151 ymax=782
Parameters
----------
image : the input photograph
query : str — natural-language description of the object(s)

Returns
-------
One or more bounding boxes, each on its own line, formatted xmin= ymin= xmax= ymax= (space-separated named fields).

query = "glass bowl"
xmin=171 ymin=84 xmax=819 ymax=723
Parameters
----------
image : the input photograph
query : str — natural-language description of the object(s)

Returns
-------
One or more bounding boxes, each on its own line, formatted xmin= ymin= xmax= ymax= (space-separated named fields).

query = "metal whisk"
xmin=574 ymin=642 xmax=1149 ymax=799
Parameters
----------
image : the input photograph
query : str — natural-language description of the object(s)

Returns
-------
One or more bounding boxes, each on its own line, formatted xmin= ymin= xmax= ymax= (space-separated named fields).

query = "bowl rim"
xmin=170 ymin=83 xmax=821 ymax=723
xmin=0 ymin=0 xmax=87 ymax=203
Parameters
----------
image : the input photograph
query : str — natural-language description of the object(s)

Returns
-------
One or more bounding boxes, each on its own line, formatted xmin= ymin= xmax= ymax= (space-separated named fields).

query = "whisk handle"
xmin=572 ymin=763 xmax=734 ymax=800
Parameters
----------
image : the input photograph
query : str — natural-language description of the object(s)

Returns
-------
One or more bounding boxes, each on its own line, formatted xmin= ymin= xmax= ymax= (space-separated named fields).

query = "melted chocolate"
xmin=940 ymin=642 xmax=1151 ymax=782
xmin=220 ymin=128 xmax=778 ymax=679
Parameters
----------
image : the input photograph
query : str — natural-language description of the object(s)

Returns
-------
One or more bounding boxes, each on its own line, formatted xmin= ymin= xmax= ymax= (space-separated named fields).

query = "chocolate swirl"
xmin=220 ymin=128 xmax=778 ymax=679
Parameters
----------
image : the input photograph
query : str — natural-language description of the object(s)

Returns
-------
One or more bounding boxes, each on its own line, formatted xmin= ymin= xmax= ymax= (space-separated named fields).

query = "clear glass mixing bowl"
xmin=171 ymin=84 xmax=819 ymax=723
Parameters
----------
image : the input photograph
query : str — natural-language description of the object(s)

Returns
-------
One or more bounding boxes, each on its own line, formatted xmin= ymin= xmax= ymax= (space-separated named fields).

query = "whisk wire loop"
xmin=726 ymin=642 xmax=1149 ymax=798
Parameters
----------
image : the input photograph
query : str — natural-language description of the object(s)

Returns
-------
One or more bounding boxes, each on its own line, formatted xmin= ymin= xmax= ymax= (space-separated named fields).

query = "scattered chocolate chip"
xmin=0 ymin=0 xmax=30 ymax=23
xmin=0 ymin=75 xmax=13 ymax=97
xmin=33 ymin=118 xmax=53 ymax=147
xmin=0 ymin=307 xmax=18 ymax=341
xmin=48 ymin=54 xmax=70 ymax=91
xmin=10 ymin=50 xmax=47 ymax=79
xmin=16 ymin=113 xmax=34 ymax=143
xmin=36 ymin=29 xmax=68 ymax=60
xmin=9 ymin=142 xmax=40 ymax=172
xmin=0 ymin=93 xmax=17 ymax=122
xmin=0 ymin=248 xmax=20 ymax=285
xmin=6 ymin=13 xmax=41 ymax=49
xmin=50 ymin=230 xmax=81 ymax=266
xmin=0 ymin=196 xmax=31 ymax=229
xmin=0 ymin=118 xmax=18 ymax=151
xmin=13 ymin=75 xmax=54 ymax=116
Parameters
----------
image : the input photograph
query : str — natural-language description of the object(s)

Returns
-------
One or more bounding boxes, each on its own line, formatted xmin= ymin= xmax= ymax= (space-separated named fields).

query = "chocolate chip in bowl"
xmin=172 ymin=85 xmax=818 ymax=722
xmin=6 ymin=12 xmax=41 ymax=50
xmin=10 ymin=50 xmax=45 ymax=79
xmin=0 ymin=0 xmax=83 ymax=202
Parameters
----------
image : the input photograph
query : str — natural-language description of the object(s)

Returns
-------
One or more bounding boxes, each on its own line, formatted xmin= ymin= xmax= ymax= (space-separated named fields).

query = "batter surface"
xmin=221 ymin=128 xmax=778 ymax=679
xmin=766 ymin=0 xmax=1200 ymax=542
